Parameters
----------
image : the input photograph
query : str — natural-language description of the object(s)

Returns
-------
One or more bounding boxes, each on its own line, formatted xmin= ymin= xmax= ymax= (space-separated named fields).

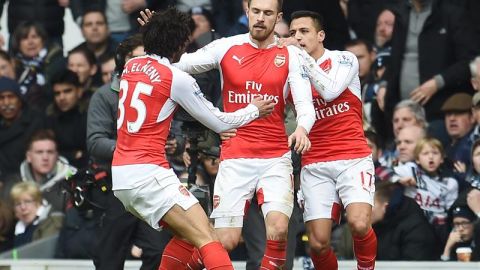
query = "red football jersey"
xmin=301 ymin=49 xmax=372 ymax=166
xmin=175 ymin=34 xmax=315 ymax=160
xmin=112 ymin=55 xmax=260 ymax=189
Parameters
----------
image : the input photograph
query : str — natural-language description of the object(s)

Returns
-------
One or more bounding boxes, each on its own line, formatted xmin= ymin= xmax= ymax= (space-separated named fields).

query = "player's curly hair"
xmin=141 ymin=7 xmax=194 ymax=59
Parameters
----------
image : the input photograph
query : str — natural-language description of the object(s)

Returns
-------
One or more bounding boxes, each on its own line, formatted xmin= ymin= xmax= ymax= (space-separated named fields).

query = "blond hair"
xmin=10 ymin=182 xmax=42 ymax=205
xmin=414 ymin=137 xmax=445 ymax=160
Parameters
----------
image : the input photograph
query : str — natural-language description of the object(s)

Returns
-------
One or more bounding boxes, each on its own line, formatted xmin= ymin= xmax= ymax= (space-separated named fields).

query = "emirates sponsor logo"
xmin=274 ymin=54 xmax=286 ymax=67
xmin=314 ymin=97 xmax=350 ymax=120
xmin=227 ymin=80 xmax=280 ymax=104
xmin=178 ymin=185 xmax=190 ymax=197
xmin=213 ymin=195 xmax=220 ymax=209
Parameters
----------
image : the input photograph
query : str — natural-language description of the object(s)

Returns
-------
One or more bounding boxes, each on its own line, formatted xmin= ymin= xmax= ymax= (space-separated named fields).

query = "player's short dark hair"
xmin=290 ymin=10 xmax=324 ymax=31
xmin=345 ymin=38 xmax=374 ymax=53
xmin=141 ymin=7 xmax=193 ymax=59
xmin=114 ymin=33 xmax=144 ymax=75
xmin=248 ymin=0 xmax=283 ymax=12
xmin=51 ymin=69 xmax=81 ymax=88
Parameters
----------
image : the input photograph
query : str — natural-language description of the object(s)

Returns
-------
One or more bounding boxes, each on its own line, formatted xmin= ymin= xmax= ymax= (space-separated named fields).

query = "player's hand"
xmin=288 ymin=126 xmax=311 ymax=154
xmin=137 ymin=8 xmax=154 ymax=26
xmin=410 ymin=78 xmax=438 ymax=106
xmin=398 ymin=176 xmax=416 ymax=187
xmin=467 ymin=189 xmax=480 ymax=215
xmin=220 ymin=129 xmax=237 ymax=141
xmin=250 ymin=97 xmax=275 ymax=118
xmin=376 ymin=87 xmax=386 ymax=112
xmin=277 ymin=37 xmax=298 ymax=48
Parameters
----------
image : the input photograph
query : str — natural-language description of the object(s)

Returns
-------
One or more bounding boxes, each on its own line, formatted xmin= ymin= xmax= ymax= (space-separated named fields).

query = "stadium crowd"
xmin=0 ymin=0 xmax=479 ymax=269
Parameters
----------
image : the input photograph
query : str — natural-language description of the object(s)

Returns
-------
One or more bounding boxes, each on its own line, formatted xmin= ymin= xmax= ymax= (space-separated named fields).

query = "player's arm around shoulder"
xmin=170 ymin=71 xmax=274 ymax=133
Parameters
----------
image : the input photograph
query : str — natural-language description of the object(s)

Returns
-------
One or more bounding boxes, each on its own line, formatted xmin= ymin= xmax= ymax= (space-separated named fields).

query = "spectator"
xmin=74 ymin=9 xmax=118 ymax=63
xmin=364 ymin=130 xmax=383 ymax=169
xmin=377 ymin=0 xmax=478 ymax=144
xmin=0 ymin=50 xmax=16 ymax=79
xmin=393 ymin=137 xmax=458 ymax=248
xmin=441 ymin=93 xmax=475 ymax=190
xmin=274 ymin=19 xmax=290 ymax=38
xmin=225 ymin=0 xmax=249 ymax=37
xmin=177 ymin=0 xmax=212 ymax=13
xmin=0 ymin=0 xmax=67 ymax=48
xmin=10 ymin=181 xmax=63 ymax=248
xmin=11 ymin=21 xmax=66 ymax=111
xmin=373 ymin=8 xmax=395 ymax=51
xmin=395 ymin=125 xmax=426 ymax=166
xmin=0 ymin=77 xmax=45 ymax=176
xmin=379 ymin=100 xmax=427 ymax=167
xmin=345 ymin=39 xmax=375 ymax=88
xmin=99 ymin=53 xmax=115 ymax=85
xmin=46 ymin=70 xmax=88 ymax=169
xmin=67 ymin=46 xmax=102 ymax=99
xmin=471 ymin=56 xmax=480 ymax=92
xmin=188 ymin=6 xmax=221 ymax=50
xmin=70 ymin=0 xmax=173 ymax=44
xmin=442 ymin=206 xmax=479 ymax=261
xmin=372 ymin=182 xmax=437 ymax=260
xmin=0 ymin=198 xmax=14 ymax=252
xmin=14 ymin=129 xmax=76 ymax=213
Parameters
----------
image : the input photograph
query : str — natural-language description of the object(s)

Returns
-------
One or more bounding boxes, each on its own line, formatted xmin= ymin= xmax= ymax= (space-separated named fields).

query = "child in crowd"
xmin=393 ymin=137 xmax=459 ymax=247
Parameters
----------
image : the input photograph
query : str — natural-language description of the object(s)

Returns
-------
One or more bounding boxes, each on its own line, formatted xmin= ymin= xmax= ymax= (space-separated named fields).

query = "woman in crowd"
xmin=10 ymin=182 xmax=63 ymax=248
xmin=10 ymin=21 xmax=65 ymax=111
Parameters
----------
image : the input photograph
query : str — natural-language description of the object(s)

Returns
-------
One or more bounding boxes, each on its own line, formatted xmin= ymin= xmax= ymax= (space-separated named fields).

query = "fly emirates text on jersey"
xmin=228 ymin=80 xmax=280 ymax=104
xmin=314 ymin=97 xmax=350 ymax=120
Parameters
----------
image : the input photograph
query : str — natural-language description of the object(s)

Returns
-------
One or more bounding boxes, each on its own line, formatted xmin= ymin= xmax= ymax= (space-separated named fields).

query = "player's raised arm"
xmin=171 ymin=74 xmax=274 ymax=133
xmin=299 ymin=49 xmax=359 ymax=102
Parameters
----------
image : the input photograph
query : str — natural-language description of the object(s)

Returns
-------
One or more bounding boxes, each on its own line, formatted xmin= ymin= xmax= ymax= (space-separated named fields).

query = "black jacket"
xmin=46 ymin=104 xmax=88 ymax=169
xmin=0 ymin=0 xmax=64 ymax=37
xmin=383 ymin=0 xmax=478 ymax=131
xmin=0 ymin=108 xmax=46 ymax=176
xmin=374 ymin=196 xmax=438 ymax=260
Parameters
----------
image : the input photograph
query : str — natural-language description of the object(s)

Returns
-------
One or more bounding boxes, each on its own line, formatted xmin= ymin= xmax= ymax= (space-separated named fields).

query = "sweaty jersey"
xmin=175 ymin=33 xmax=315 ymax=160
xmin=300 ymin=49 xmax=371 ymax=165
xmin=112 ymin=55 xmax=259 ymax=189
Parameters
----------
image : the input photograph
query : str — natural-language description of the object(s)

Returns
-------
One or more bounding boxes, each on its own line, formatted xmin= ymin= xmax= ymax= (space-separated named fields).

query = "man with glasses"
xmin=441 ymin=206 xmax=479 ymax=261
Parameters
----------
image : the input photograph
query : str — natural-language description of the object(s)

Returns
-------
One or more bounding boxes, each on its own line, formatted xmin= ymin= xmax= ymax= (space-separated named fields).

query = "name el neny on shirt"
xmin=123 ymin=60 xmax=161 ymax=83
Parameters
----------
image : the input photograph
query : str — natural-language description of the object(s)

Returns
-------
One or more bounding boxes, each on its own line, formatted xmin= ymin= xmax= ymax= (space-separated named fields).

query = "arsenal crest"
xmin=274 ymin=54 xmax=286 ymax=67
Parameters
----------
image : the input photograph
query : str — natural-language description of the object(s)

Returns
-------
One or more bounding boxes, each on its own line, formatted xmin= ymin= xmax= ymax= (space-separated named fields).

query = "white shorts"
xmin=211 ymin=152 xmax=294 ymax=228
xmin=300 ymin=155 xmax=375 ymax=223
xmin=114 ymin=168 xmax=198 ymax=230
